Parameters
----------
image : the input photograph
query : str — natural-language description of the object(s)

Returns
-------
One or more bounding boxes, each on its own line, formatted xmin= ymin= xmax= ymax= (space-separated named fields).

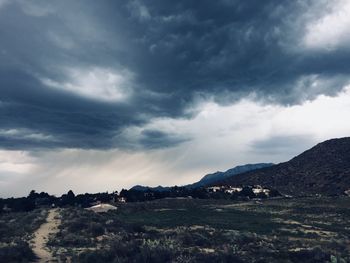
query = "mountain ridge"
xmin=130 ymin=163 xmax=274 ymax=191
xmin=215 ymin=137 xmax=350 ymax=195
xmin=187 ymin=163 xmax=274 ymax=188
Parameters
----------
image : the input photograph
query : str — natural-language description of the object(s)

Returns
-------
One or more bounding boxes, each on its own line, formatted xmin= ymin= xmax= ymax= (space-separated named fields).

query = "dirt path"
xmin=31 ymin=209 xmax=61 ymax=263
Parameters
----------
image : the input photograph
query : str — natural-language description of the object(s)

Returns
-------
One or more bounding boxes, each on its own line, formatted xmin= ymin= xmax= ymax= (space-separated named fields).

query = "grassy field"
xmin=46 ymin=196 xmax=350 ymax=263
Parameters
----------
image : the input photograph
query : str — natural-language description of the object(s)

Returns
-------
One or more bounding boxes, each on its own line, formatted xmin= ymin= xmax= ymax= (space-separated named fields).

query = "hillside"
xmin=217 ymin=137 xmax=350 ymax=195
xmin=130 ymin=185 xmax=170 ymax=192
xmin=187 ymin=163 xmax=274 ymax=188
xmin=130 ymin=163 xmax=274 ymax=191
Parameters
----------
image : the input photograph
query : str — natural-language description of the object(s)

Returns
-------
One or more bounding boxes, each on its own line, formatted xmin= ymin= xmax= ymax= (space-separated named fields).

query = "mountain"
xmin=216 ymin=137 xmax=350 ymax=196
xmin=130 ymin=163 xmax=274 ymax=191
xmin=187 ymin=163 xmax=274 ymax=189
xmin=130 ymin=185 xmax=170 ymax=192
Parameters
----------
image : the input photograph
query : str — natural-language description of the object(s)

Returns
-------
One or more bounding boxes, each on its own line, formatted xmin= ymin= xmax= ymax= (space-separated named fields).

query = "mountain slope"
xmin=188 ymin=163 xmax=274 ymax=188
xmin=217 ymin=137 xmax=350 ymax=195
xmin=130 ymin=185 xmax=170 ymax=192
xmin=130 ymin=163 xmax=274 ymax=191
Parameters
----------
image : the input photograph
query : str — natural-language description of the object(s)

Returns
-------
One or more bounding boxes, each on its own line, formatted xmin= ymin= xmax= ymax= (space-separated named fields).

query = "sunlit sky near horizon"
xmin=1 ymin=0 xmax=350 ymax=197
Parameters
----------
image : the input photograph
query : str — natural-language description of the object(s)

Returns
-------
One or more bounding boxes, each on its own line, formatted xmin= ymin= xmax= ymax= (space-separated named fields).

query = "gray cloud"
xmin=139 ymin=129 xmax=190 ymax=149
xmin=0 ymin=0 xmax=349 ymax=150
xmin=251 ymin=135 xmax=317 ymax=158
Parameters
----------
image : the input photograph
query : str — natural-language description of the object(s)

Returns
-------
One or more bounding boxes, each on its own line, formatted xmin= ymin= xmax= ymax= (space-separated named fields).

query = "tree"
xmin=240 ymin=186 xmax=256 ymax=199
xmin=67 ymin=190 xmax=75 ymax=199
xmin=61 ymin=190 xmax=76 ymax=206
xmin=28 ymin=190 xmax=37 ymax=199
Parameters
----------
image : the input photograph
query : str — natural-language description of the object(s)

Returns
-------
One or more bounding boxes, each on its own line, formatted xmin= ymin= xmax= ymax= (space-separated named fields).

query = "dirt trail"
xmin=31 ymin=209 xmax=61 ymax=263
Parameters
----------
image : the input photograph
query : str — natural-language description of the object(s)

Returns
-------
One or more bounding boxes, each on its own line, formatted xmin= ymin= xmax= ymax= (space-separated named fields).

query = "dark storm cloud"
xmin=0 ymin=0 xmax=349 ymax=150
xmin=0 ymin=69 xmax=142 ymax=150
xmin=139 ymin=130 xmax=190 ymax=149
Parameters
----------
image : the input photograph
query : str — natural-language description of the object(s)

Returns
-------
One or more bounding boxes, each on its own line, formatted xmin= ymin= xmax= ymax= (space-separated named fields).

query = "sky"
xmin=1 ymin=0 xmax=350 ymax=197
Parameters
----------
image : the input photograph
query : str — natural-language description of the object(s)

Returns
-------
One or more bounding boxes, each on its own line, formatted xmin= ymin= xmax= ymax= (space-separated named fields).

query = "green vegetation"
xmin=1 ymin=197 xmax=349 ymax=262
xmin=48 ymin=197 xmax=350 ymax=262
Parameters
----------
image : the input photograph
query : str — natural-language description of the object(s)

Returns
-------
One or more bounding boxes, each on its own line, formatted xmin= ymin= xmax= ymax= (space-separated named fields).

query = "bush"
xmin=287 ymin=247 xmax=330 ymax=263
xmin=0 ymin=241 xmax=36 ymax=263
xmin=55 ymin=232 xmax=92 ymax=247
xmin=180 ymin=231 xmax=211 ymax=247
xmin=89 ymin=222 xmax=105 ymax=237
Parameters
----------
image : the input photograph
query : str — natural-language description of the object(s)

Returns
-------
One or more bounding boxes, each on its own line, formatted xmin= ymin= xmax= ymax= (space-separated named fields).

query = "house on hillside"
xmin=117 ymin=197 xmax=126 ymax=203
xmin=113 ymin=196 xmax=126 ymax=203
xmin=252 ymin=185 xmax=270 ymax=196
xmin=206 ymin=186 xmax=224 ymax=193
xmin=225 ymin=187 xmax=242 ymax=194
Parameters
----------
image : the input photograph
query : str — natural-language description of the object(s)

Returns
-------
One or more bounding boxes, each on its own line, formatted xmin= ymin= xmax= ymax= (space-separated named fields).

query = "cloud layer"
xmin=3 ymin=87 xmax=350 ymax=197
xmin=1 ymin=0 xmax=350 ymax=150
xmin=1 ymin=0 xmax=350 ymax=196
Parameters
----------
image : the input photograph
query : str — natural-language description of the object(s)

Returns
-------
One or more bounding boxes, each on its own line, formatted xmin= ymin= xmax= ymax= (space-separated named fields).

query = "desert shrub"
xmin=0 ymin=241 xmax=36 ymax=263
xmin=52 ymin=197 xmax=350 ymax=262
xmin=130 ymin=223 xmax=146 ymax=233
xmin=235 ymin=232 xmax=258 ymax=245
xmin=239 ymin=187 xmax=256 ymax=199
xmin=67 ymin=220 xmax=88 ymax=232
xmin=89 ymin=222 xmax=105 ymax=236
xmin=195 ymin=252 xmax=245 ymax=263
xmin=172 ymin=254 xmax=195 ymax=263
xmin=104 ymin=218 xmax=124 ymax=232
xmin=52 ymin=232 xmax=92 ymax=247
xmin=0 ymin=209 xmax=47 ymax=243
xmin=76 ymin=237 xmax=182 ymax=263
xmin=139 ymin=244 xmax=174 ymax=262
xmin=76 ymin=244 xmax=133 ymax=263
xmin=285 ymin=247 xmax=330 ymax=263
xmin=139 ymin=238 xmax=180 ymax=262
xmin=256 ymin=192 xmax=268 ymax=199
xmin=76 ymin=250 xmax=116 ymax=263
xmin=56 ymin=208 xmax=109 ymax=241
xmin=221 ymin=230 xmax=242 ymax=244
xmin=180 ymin=231 xmax=211 ymax=247
xmin=0 ymin=209 xmax=47 ymax=263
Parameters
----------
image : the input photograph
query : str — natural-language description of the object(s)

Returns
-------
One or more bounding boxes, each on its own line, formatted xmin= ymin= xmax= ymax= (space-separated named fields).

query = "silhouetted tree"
xmin=240 ymin=186 xmax=256 ymax=199
xmin=67 ymin=190 xmax=75 ymax=199
xmin=28 ymin=190 xmax=37 ymax=199
xmin=61 ymin=190 xmax=76 ymax=206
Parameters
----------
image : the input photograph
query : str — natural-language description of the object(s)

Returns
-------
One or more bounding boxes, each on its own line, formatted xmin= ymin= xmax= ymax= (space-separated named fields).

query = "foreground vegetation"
xmin=0 ymin=209 xmax=47 ymax=262
xmin=47 ymin=197 xmax=350 ymax=263
xmin=1 ymin=197 xmax=348 ymax=262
